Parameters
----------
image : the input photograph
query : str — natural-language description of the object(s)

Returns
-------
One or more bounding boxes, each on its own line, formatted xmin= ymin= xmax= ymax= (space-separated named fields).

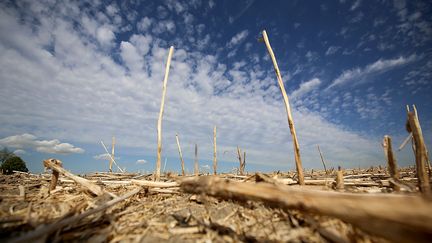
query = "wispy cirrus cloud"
xmin=326 ymin=55 xmax=417 ymax=90
xmin=350 ymin=0 xmax=362 ymax=11
xmin=291 ymin=78 xmax=321 ymax=100
xmin=325 ymin=46 xmax=341 ymax=56
xmin=93 ymin=153 xmax=119 ymax=160
xmin=227 ymin=30 xmax=249 ymax=48
xmin=228 ymin=0 xmax=255 ymax=24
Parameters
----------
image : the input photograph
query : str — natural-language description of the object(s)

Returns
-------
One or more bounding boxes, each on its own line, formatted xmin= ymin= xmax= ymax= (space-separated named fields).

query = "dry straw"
xmin=156 ymin=46 xmax=174 ymax=180
xmin=261 ymin=30 xmax=304 ymax=185
xmin=175 ymin=134 xmax=185 ymax=176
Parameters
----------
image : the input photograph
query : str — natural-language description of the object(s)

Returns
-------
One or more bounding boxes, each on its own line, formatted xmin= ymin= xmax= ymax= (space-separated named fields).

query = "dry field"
xmin=0 ymin=162 xmax=431 ymax=243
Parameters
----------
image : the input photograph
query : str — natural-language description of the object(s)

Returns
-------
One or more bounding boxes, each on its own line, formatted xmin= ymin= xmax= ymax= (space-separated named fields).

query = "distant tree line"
xmin=0 ymin=148 xmax=28 ymax=174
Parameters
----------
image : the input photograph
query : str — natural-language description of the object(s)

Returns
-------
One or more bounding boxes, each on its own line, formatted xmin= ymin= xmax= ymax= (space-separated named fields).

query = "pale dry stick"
xmin=335 ymin=166 xmax=344 ymax=190
xmin=169 ymin=226 xmax=202 ymax=235
xmin=425 ymin=146 xmax=432 ymax=177
xmin=24 ymin=202 xmax=32 ymax=224
xmin=18 ymin=185 xmax=25 ymax=201
xmin=156 ymin=46 xmax=174 ymax=181
xmin=236 ymin=146 xmax=243 ymax=175
xmin=175 ymin=134 xmax=185 ymax=176
xmin=43 ymin=159 xmax=105 ymax=197
xmin=382 ymin=135 xmax=400 ymax=191
xmin=213 ymin=126 xmax=217 ymax=175
xmin=276 ymin=178 xmax=382 ymax=187
xmin=343 ymin=173 xmax=386 ymax=179
xmin=407 ymin=105 xmax=430 ymax=195
xmin=10 ymin=187 xmax=142 ymax=243
xmin=58 ymin=179 xmax=176 ymax=187
xmin=415 ymin=105 xmax=432 ymax=176
xmin=48 ymin=159 xmax=62 ymax=191
xmin=131 ymin=179 xmax=178 ymax=188
xmin=149 ymin=188 xmax=179 ymax=194
xmin=101 ymin=141 xmax=124 ymax=173
xmin=109 ymin=136 xmax=115 ymax=173
xmin=261 ymin=30 xmax=304 ymax=185
xmin=415 ymin=104 xmax=432 ymax=177
xmin=382 ymin=135 xmax=400 ymax=179
xmin=163 ymin=157 xmax=168 ymax=173
xmin=181 ymin=176 xmax=432 ymax=243
xmin=194 ymin=144 xmax=199 ymax=176
xmin=398 ymin=133 xmax=412 ymax=151
xmin=317 ymin=145 xmax=328 ymax=174
xmin=243 ymin=151 xmax=246 ymax=174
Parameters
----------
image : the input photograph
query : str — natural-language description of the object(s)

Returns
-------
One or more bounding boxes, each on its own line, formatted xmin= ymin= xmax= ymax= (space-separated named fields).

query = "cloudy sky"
xmin=0 ymin=0 xmax=431 ymax=174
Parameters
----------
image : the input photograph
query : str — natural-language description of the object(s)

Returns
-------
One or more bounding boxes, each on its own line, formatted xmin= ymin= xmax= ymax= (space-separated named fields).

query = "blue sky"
xmin=0 ymin=0 xmax=431 ymax=174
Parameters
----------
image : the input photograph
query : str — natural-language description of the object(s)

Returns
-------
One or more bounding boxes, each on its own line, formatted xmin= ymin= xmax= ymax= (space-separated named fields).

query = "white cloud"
xmin=291 ymin=78 xmax=321 ymax=100
xmin=227 ymin=49 xmax=237 ymax=58
xmin=96 ymin=25 xmax=115 ymax=46
xmin=94 ymin=153 xmax=118 ymax=160
xmin=327 ymin=55 xmax=417 ymax=89
xmin=136 ymin=159 xmax=148 ymax=164
xmin=14 ymin=149 xmax=26 ymax=155
xmin=129 ymin=34 xmax=152 ymax=56
xmin=305 ymin=51 xmax=318 ymax=62
xmin=152 ymin=20 xmax=176 ymax=34
xmin=227 ymin=30 xmax=249 ymax=48
xmin=120 ymin=41 xmax=144 ymax=72
xmin=209 ymin=0 xmax=215 ymax=8
xmin=183 ymin=13 xmax=194 ymax=25
xmin=164 ymin=0 xmax=187 ymax=14
xmin=0 ymin=134 xmax=84 ymax=154
xmin=373 ymin=18 xmax=386 ymax=27
xmin=325 ymin=46 xmax=341 ymax=56
xmin=377 ymin=42 xmax=395 ymax=51
xmin=137 ymin=17 xmax=152 ymax=32
xmin=244 ymin=42 xmax=252 ymax=51
xmin=156 ymin=6 xmax=169 ymax=19
xmin=106 ymin=4 xmax=119 ymax=17
xmin=393 ymin=0 xmax=407 ymax=21
xmin=350 ymin=0 xmax=361 ymax=11
xmin=350 ymin=90 xmax=393 ymax=119
xmin=349 ymin=12 xmax=364 ymax=23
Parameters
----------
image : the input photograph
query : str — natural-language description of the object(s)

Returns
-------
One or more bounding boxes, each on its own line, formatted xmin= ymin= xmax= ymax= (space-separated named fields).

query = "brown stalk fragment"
xmin=382 ymin=135 xmax=401 ymax=191
xmin=43 ymin=159 xmax=106 ymax=197
xmin=407 ymin=105 xmax=430 ymax=195
xmin=45 ymin=159 xmax=62 ymax=191
xmin=237 ymin=146 xmax=246 ymax=175
xmin=194 ymin=144 xmax=199 ymax=176
xmin=335 ymin=166 xmax=344 ymax=190
xmin=180 ymin=176 xmax=432 ymax=243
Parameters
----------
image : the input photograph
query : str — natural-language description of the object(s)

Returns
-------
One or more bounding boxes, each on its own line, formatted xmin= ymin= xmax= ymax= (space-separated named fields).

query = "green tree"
xmin=0 ymin=147 xmax=15 ymax=164
xmin=1 ymin=156 xmax=28 ymax=174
